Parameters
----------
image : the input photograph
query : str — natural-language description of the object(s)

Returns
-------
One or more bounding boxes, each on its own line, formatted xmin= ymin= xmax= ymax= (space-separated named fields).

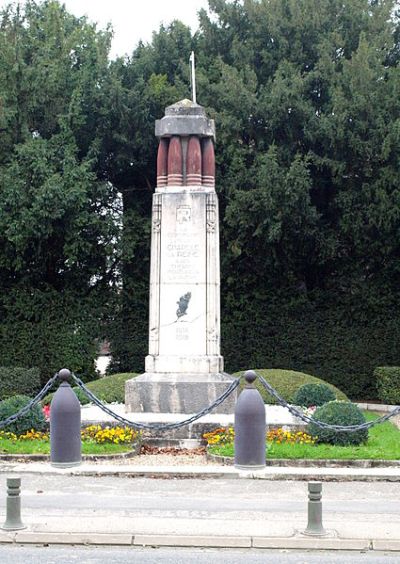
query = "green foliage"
xmin=233 ymin=369 xmax=347 ymax=405
xmin=202 ymin=0 xmax=400 ymax=399
xmin=0 ymin=0 xmax=399 ymax=398
xmin=293 ymin=383 xmax=336 ymax=407
xmin=0 ymin=394 xmax=46 ymax=435
xmin=43 ymin=372 xmax=136 ymax=405
xmin=0 ymin=1 xmax=118 ymax=379
xmin=375 ymin=367 xmax=400 ymax=405
xmin=224 ymin=295 xmax=400 ymax=399
xmin=0 ymin=367 xmax=41 ymax=400
xmin=0 ymin=288 xmax=101 ymax=385
xmin=308 ymin=401 xmax=368 ymax=446
xmin=209 ymin=412 xmax=400 ymax=460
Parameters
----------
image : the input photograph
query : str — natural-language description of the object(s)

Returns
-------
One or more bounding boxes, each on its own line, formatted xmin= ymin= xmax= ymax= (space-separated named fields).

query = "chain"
xmin=257 ymin=373 xmax=400 ymax=432
xmin=71 ymin=373 xmax=241 ymax=431
xmin=0 ymin=373 xmax=59 ymax=430
xmin=1 ymin=369 xmax=398 ymax=435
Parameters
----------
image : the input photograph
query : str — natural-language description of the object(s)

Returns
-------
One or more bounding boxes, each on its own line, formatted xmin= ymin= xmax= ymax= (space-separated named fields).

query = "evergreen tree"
xmin=0 ymin=1 xmax=119 ymax=380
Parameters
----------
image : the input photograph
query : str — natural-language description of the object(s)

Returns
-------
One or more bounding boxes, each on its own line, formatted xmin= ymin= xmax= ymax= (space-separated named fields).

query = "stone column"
xmin=125 ymin=99 xmax=236 ymax=414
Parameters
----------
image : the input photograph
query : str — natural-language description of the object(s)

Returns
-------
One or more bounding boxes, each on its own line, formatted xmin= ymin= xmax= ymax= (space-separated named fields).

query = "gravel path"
xmin=91 ymin=453 xmax=216 ymax=466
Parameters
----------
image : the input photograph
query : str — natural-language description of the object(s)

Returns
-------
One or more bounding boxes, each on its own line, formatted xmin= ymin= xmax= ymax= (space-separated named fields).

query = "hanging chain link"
xmin=0 ymin=369 xmax=399 ymax=435
xmin=71 ymin=372 xmax=241 ymax=431
xmin=257 ymin=373 xmax=400 ymax=432
xmin=0 ymin=373 xmax=59 ymax=430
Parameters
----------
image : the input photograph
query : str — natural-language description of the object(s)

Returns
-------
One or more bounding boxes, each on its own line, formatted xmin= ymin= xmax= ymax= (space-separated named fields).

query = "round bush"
xmin=293 ymin=383 xmax=336 ymax=407
xmin=0 ymin=394 xmax=47 ymax=435
xmin=307 ymin=401 xmax=368 ymax=446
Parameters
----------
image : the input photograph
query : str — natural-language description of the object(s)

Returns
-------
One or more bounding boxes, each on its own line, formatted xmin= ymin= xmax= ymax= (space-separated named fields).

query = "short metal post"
xmin=303 ymin=481 xmax=327 ymax=536
xmin=234 ymin=370 xmax=266 ymax=469
xmin=50 ymin=368 xmax=81 ymax=468
xmin=1 ymin=477 xmax=26 ymax=530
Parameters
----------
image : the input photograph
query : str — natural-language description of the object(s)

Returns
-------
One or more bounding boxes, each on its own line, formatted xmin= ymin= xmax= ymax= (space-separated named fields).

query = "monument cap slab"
xmin=155 ymin=99 xmax=215 ymax=141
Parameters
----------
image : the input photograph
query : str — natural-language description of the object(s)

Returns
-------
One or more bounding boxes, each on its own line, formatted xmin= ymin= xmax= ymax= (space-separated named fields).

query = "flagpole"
xmin=190 ymin=51 xmax=196 ymax=104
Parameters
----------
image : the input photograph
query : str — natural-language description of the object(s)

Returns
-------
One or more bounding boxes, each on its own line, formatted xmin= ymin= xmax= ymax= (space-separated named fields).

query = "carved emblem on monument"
xmin=177 ymin=206 xmax=191 ymax=224
xmin=176 ymin=292 xmax=191 ymax=319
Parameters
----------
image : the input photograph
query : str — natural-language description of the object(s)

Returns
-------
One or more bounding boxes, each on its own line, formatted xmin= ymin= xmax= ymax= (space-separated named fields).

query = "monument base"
xmin=125 ymin=372 xmax=237 ymax=414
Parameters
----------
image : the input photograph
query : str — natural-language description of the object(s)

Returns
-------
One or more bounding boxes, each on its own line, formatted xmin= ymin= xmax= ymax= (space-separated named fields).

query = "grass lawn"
xmin=0 ymin=439 xmax=133 ymax=455
xmin=209 ymin=412 xmax=400 ymax=460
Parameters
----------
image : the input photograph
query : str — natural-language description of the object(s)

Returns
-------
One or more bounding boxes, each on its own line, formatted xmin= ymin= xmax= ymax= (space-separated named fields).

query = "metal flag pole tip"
xmin=190 ymin=51 xmax=196 ymax=104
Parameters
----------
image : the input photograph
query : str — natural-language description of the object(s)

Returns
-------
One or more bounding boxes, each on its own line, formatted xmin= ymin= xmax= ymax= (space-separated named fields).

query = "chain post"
xmin=50 ymin=369 xmax=81 ymax=468
xmin=234 ymin=370 xmax=266 ymax=469
xmin=302 ymin=481 xmax=327 ymax=536
xmin=1 ymin=477 xmax=26 ymax=531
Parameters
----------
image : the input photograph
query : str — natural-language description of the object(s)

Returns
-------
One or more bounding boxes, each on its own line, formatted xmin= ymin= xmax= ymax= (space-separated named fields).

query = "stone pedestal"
xmin=125 ymin=100 xmax=236 ymax=414
xmin=125 ymin=373 xmax=236 ymax=414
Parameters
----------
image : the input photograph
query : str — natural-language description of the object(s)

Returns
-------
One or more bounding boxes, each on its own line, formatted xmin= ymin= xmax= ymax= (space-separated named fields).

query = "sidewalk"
xmin=1 ymin=459 xmax=400 ymax=481
xmin=0 ymin=469 xmax=399 ymax=552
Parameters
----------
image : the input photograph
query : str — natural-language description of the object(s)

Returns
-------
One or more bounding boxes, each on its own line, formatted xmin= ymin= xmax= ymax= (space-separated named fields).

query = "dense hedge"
xmin=375 ymin=367 xmax=400 ymax=405
xmin=223 ymin=292 xmax=400 ymax=400
xmin=0 ymin=367 xmax=41 ymax=401
xmin=0 ymin=289 xmax=101 ymax=386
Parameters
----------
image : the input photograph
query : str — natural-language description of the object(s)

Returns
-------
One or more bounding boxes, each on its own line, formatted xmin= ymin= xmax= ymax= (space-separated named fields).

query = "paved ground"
xmin=0 ymin=473 xmax=399 ymax=552
xmin=1 ymin=546 xmax=399 ymax=563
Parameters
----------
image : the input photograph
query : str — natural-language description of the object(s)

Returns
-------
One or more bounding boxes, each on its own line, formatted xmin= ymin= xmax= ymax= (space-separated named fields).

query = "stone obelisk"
xmin=125 ymin=99 xmax=236 ymax=414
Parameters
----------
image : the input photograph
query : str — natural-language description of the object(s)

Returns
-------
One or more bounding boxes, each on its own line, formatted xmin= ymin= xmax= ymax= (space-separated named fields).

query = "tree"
xmin=0 ymin=1 xmax=119 ymax=380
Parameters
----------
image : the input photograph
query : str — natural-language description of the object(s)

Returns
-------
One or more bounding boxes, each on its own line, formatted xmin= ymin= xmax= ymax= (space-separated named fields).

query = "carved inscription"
xmin=164 ymin=234 xmax=201 ymax=282
xmin=176 ymin=325 xmax=189 ymax=341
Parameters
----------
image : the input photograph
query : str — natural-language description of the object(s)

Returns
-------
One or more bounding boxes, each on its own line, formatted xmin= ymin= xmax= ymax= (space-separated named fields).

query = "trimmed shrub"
xmin=43 ymin=373 xmax=137 ymax=406
xmin=234 ymin=369 xmax=348 ymax=405
xmin=0 ymin=394 xmax=47 ymax=435
xmin=375 ymin=367 xmax=400 ymax=405
xmin=293 ymin=383 xmax=336 ymax=407
xmin=0 ymin=367 xmax=41 ymax=401
xmin=307 ymin=401 xmax=368 ymax=446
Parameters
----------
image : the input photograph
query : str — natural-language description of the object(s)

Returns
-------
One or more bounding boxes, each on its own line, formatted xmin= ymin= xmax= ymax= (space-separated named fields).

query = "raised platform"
xmin=124 ymin=372 xmax=237 ymax=415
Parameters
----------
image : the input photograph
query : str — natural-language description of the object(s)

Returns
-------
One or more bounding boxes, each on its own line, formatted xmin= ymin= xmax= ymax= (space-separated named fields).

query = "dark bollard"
xmin=50 ymin=368 xmax=81 ymax=468
xmin=234 ymin=370 xmax=266 ymax=469
xmin=303 ymin=481 xmax=327 ymax=536
xmin=1 ymin=477 xmax=26 ymax=530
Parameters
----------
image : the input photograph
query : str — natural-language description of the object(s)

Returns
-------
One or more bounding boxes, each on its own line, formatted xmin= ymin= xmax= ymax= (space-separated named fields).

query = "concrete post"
xmin=50 ymin=368 xmax=81 ymax=467
xmin=303 ymin=481 xmax=327 ymax=536
xmin=234 ymin=370 xmax=266 ymax=469
xmin=1 ymin=477 xmax=26 ymax=530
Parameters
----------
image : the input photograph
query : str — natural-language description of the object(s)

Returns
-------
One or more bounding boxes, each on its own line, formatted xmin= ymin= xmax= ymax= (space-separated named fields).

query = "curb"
xmin=1 ymin=463 xmax=400 ymax=481
xmin=0 ymin=447 xmax=140 ymax=463
xmin=0 ymin=531 xmax=399 ymax=551
xmin=206 ymin=452 xmax=400 ymax=468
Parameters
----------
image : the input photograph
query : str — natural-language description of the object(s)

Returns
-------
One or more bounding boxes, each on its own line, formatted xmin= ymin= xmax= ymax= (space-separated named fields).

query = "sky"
xmin=0 ymin=0 xmax=211 ymax=58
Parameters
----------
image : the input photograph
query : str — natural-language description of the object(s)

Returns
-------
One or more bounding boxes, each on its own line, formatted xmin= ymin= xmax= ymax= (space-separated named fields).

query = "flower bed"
xmin=0 ymin=425 xmax=141 ymax=455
